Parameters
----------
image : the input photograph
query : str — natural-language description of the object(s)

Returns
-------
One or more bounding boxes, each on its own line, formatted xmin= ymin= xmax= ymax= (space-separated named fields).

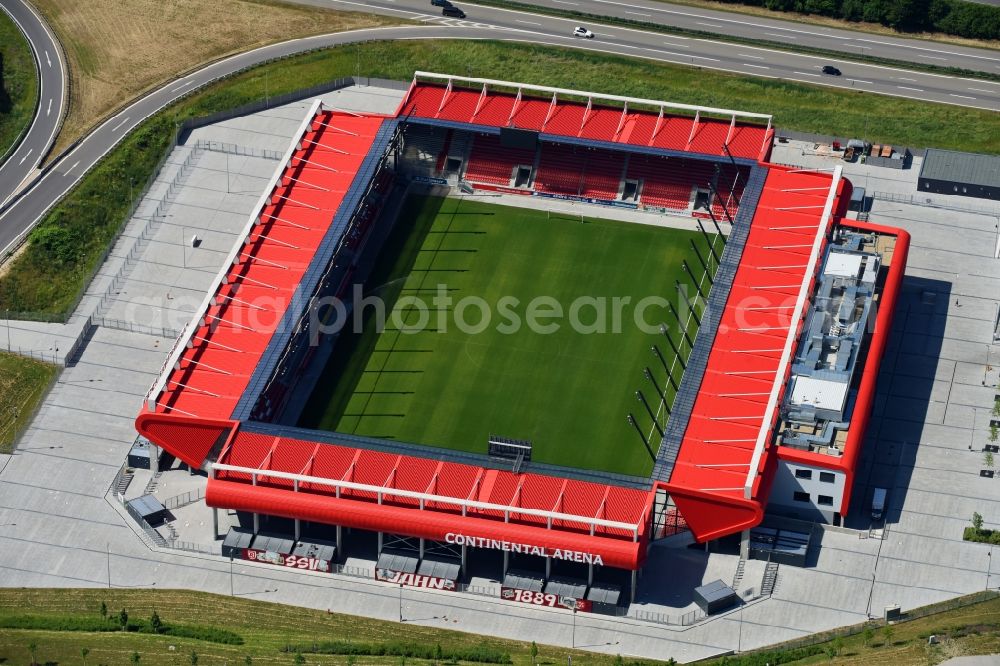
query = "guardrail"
xmin=163 ymin=488 xmax=205 ymax=511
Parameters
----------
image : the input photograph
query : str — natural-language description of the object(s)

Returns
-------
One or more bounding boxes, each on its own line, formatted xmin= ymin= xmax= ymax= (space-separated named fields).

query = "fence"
xmin=632 ymin=607 xmax=705 ymax=626
xmin=163 ymin=488 xmax=205 ymax=511
xmin=873 ymin=190 xmax=1000 ymax=216
xmin=198 ymin=140 xmax=283 ymax=161
xmin=121 ymin=494 xmax=168 ymax=547
xmin=0 ymin=367 xmax=58 ymax=452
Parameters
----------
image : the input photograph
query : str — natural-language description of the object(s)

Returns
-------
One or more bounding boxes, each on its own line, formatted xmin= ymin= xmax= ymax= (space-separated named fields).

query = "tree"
xmin=883 ymin=624 xmax=894 ymax=646
xmin=832 ymin=636 xmax=844 ymax=656
xmin=119 ymin=608 xmax=129 ymax=632
xmin=130 ymin=652 xmax=141 ymax=666
xmin=530 ymin=642 xmax=538 ymax=664
xmin=974 ymin=512 xmax=985 ymax=534
xmin=986 ymin=451 xmax=995 ymax=470
xmin=150 ymin=611 xmax=162 ymax=634
xmin=189 ymin=651 xmax=198 ymax=666
xmin=81 ymin=647 xmax=90 ymax=666
xmin=614 ymin=656 xmax=625 ymax=666
xmin=293 ymin=653 xmax=305 ymax=666
xmin=990 ymin=424 xmax=999 ymax=443
xmin=862 ymin=625 xmax=875 ymax=646
xmin=244 ymin=656 xmax=252 ymax=666
xmin=99 ymin=602 xmax=107 ymax=621
xmin=992 ymin=398 xmax=1000 ymax=418
xmin=28 ymin=642 xmax=38 ymax=666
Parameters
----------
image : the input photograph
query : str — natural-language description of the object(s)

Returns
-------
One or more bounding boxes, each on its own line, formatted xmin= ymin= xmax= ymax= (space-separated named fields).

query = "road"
xmin=2 ymin=5 xmax=1000 ymax=259
xmin=0 ymin=0 xmax=66 ymax=209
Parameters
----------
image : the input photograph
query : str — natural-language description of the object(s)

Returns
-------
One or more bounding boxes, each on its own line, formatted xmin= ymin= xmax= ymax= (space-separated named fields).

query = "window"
xmin=819 ymin=472 xmax=836 ymax=484
xmin=818 ymin=495 xmax=834 ymax=506
xmin=793 ymin=491 xmax=810 ymax=503
xmin=795 ymin=469 xmax=812 ymax=480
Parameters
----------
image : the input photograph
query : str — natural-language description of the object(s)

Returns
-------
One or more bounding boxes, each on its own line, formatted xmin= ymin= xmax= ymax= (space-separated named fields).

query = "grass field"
xmin=0 ymin=351 xmax=58 ymax=454
xmin=0 ymin=5 xmax=38 ymax=162
xmin=0 ymin=589 xmax=649 ymax=665
xmin=299 ymin=195 xmax=709 ymax=477
xmin=32 ymin=0 xmax=400 ymax=156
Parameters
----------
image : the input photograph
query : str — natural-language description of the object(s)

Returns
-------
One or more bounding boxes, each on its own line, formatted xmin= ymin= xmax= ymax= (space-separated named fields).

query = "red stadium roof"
xmin=205 ymin=428 xmax=652 ymax=569
xmin=398 ymin=72 xmax=773 ymax=161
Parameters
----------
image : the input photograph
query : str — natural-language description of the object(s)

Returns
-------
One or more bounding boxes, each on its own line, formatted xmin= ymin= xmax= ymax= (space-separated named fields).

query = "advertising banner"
xmin=375 ymin=568 xmax=457 ymax=591
xmin=242 ymin=548 xmax=331 ymax=573
xmin=500 ymin=587 xmax=593 ymax=612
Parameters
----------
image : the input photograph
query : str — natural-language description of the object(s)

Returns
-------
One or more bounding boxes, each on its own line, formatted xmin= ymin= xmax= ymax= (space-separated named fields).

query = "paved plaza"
xmin=1 ymin=86 xmax=999 ymax=662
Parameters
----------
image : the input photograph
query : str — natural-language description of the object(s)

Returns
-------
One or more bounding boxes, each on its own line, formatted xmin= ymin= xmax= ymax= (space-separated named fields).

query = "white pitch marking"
xmin=111 ymin=117 xmax=131 ymax=132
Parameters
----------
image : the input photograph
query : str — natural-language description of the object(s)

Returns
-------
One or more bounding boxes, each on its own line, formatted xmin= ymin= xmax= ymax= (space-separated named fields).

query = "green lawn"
xmin=0 ymin=351 xmax=58 ymax=453
xmin=299 ymin=195 xmax=709 ymax=477
xmin=0 ymin=6 xmax=38 ymax=161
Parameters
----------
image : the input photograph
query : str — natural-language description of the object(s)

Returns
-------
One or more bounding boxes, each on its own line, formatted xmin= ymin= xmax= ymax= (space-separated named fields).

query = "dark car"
xmin=822 ymin=65 xmax=842 ymax=76
xmin=442 ymin=5 xmax=465 ymax=17
xmin=431 ymin=0 xmax=452 ymax=7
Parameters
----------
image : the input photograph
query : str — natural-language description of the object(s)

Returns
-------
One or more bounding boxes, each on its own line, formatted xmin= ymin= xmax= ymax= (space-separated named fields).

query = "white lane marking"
xmin=766 ymin=32 xmax=794 ymax=39
xmin=897 ymin=86 xmax=924 ymax=92
xmin=744 ymin=64 xmax=770 ymax=69
xmin=794 ymin=71 xmax=821 ymax=77
xmin=663 ymin=41 xmax=690 ymax=48
xmin=696 ymin=21 xmax=722 ymax=28
xmin=553 ymin=0 xmax=576 ymax=4
xmin=897 ymin=77 xmax=917 ymax=82
xmin=625 ymin=10 xmax=650 ymax=16
xmin=64 ymin=161 xmax=80 ymax=176
xmin=170 ymin=81 xmax=193 ymax=92
xmin=45 ymin=50 xmax=51 ymax=67
xmin=853 ymin=37 xmax=1000 ymax=64
xmin=848 ymin=79 xmax=873 ymax=84
xmin=111 ymin=117 xmax=131 ymax=132
xmin=46 ymin=99 xmax=52 ymax=116
xmin=516 ymin=19 xmax=540 ymax=25
xmin=919 ymin=55 xmax=947 ymax=61
xmin=740 ymin=53 xmax=765 ymax=59
xmin=950 ymin=94 xmax=976 ymax=100
xmin=18 ymin=149 xmax=33 ymax=165
xmin=969 ymin=88 xmax=994 ymax=93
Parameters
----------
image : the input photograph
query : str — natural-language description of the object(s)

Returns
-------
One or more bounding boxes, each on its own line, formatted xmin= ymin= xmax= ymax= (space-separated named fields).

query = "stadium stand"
xmin=464 ymin=133 xmax=535 ymax=186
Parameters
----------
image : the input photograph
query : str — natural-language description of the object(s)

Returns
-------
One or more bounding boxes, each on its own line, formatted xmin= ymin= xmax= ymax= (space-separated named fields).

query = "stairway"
xmin=732 ymin=558 xmax=746 ymax=590
xmin=761 ymin=561 xmax=779 ymax=596
xmin=116 ymin=470 xmax=134 ymax=497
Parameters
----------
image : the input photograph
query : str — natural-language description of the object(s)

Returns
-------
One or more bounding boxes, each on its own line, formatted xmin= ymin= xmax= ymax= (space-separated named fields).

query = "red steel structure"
xmin=136 ymin=74 xmax=909 ymax=572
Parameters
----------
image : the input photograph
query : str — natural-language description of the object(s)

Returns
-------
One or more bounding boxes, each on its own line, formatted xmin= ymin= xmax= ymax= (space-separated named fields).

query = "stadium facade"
xmin=135 ymin=72 xmax=909 ymax=611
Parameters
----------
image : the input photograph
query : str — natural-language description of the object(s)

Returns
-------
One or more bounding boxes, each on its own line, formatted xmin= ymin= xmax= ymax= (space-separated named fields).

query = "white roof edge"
xmin=743 ymin=165 xmax=843 ymax=499
xmin=412 ymin=71 xmax=773 ymax=123
xmin=144 ymin=99 xmax=325 ymax=413
xmin=211 ymin=462 xmax=640 ymax=532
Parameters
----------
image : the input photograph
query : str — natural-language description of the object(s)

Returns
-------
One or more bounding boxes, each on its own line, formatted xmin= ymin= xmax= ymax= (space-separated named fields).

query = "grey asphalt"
xmin=0 ymin=0 xmax=66 ymax=208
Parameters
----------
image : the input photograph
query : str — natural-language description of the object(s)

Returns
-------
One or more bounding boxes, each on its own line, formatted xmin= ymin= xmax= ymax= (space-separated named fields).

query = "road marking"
xmin=45 ymin=50 xmax=51 ymax=67
xmin=897 ymin=77 xmax=917 ymax=82
xmin=848 ymin=79 xmax=873 ymax=85
xmin=969 ymin=88 xmax=994 ymax=93
xmin=696 ymin=21 xmax=721 ymax=28
xmin=625 ymin=10 xmax=650 ymax=16
xmin=950 ymin=94 xmax=976 ymax=100
xmin=897 ymin=86 xmax=924 ymax=92
xmin=170 ymin=81 xmax=193 ymax=93
xmin=919 ymin=55 xmax=947 ymax=61
xmin=794 ymin=71 xmax=820 ymax=77
xmin=46 ymin=99 xmax=52 ymax=116
xmin=744 ymin=64 xmax=770 ymax=70
xmin=740 ymin=54 xmax=765 ymax=60
xmin=64 ymin=161 xmax=80 ymax=176
xmin=111 ymin=117 xmax=131 ymax=132
xmin=767 ymin=32 xmax=795 ymax=39
xmin=552 ymin=0 xmax=576 ymax=4
xmin=18 ymin=149 xmax=33 ymax=165
xmin=516 ymin=19 xmax=540 ymax=25
xmin=662 ymin=41 xmax=690 ymax=48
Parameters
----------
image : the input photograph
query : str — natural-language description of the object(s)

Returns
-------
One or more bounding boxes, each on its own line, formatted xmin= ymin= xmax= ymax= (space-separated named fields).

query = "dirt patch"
xmin=34 ymin=0 xmax=401 ymax=158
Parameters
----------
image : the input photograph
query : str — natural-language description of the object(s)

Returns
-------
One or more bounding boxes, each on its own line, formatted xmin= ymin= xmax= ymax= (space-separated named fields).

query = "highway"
xmin=1 ymin=1 xmax=1000 ymax=260
xmin=0 ymin=0 xmax=66 ymax=208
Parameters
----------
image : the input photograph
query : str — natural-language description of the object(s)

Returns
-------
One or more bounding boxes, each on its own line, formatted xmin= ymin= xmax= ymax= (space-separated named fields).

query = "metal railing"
xmin=631 ymin=607 xmax=705 ymax=626
xmin=163 ymin=488 xmax=205 ymax=511
xmin=198 ymin=140 xmax=282 ymax=160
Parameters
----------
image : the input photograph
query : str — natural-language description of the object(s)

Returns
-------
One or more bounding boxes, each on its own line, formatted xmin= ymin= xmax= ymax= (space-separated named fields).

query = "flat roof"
xmin=920 ymin=148 xmax=1000 ymax=189
xmin=789 ymin=375 xmax=850 ymax=411
xmin=825 ymin=252 xmax=863 ymax=278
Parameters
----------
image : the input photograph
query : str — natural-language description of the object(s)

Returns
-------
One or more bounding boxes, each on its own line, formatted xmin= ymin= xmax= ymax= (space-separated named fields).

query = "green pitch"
xmin=299 ymin=195 xmax=711 ymax=477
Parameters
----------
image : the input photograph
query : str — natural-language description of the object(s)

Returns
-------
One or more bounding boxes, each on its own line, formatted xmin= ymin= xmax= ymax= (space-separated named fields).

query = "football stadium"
xmin=135 ymin=71 xmax=910 ymax=614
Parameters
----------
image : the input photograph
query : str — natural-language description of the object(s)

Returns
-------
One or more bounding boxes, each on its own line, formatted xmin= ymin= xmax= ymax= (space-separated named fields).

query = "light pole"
xmin=571 ymin=609 xmax=577 ymax=648
xmin=987 ymin=551 xmax=992 ymax=591
xmin=399 ymin=583 xmax=404 ymax=622
xmin=229 ymin=557 xmax=234 ymax=597
xmin=107 ymin=542 xmax=111 ymax=589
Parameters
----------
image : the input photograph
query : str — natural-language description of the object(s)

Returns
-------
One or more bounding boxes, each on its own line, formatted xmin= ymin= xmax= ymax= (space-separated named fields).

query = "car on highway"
xmin=431 ymin=0 xmax=452 ymax=7
xmin=822 ymin=65 xmax=842 ymax=76
xmin=442 ymin=5 xmax=465 ymax=17
xmin=573 ymin=26 xmax=595 ymax=38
